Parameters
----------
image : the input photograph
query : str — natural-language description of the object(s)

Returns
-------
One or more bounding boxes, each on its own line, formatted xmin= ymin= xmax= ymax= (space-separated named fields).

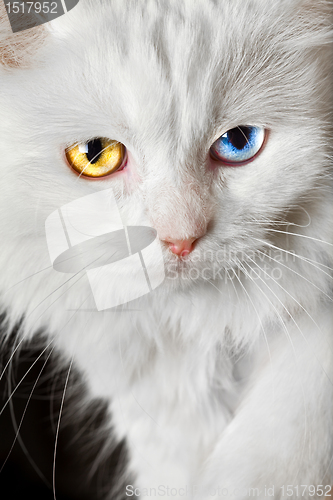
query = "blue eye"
xmin=210 ymin=126 xmax=265 ymax=165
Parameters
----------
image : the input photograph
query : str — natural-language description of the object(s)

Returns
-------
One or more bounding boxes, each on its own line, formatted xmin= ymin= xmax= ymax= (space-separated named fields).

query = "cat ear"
xmin=0 ymin=2 xmax=47 ymax=68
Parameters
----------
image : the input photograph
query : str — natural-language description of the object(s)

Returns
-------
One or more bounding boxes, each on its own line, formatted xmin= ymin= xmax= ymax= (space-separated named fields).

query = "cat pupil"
xmin=227 ymin=126 xmax=250 ymax=150
xmin=86 ymin=139 xmax=103 ymax=164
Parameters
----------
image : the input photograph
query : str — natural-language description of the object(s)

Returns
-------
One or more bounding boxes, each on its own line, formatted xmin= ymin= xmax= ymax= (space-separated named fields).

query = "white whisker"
xmin=0 ymin=347 xmax=55 ymax=485
xmin=253 ymin=238 xmax=333 ymax=276
xmin=263 ymin=227 xmax=333 ymax=247
xmin=243 ymin=256 xmax=333 ymax=386
xmin=53 ymin=356 xmax=74 ymax=500
xmin=230 ymin=268 xmax=273 ymax=372
xmin=0 ymin=247 xmax=117 ymax=385
xmin=255 ymin=248 xmax=332 ymax=302
xmin=237 ymin=258 xmax=297 ymax=357
xmin=0 ymin=340 xmax=55 ymax=418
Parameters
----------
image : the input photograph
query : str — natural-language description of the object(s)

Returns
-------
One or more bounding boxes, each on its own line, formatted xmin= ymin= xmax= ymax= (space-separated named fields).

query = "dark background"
xmin=0 ymin=326 xmax=126 ymax=499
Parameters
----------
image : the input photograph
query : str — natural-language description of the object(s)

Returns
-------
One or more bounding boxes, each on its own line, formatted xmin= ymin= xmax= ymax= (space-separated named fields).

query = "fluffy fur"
xmin=0 ymin=0 xmax=332 ymax=498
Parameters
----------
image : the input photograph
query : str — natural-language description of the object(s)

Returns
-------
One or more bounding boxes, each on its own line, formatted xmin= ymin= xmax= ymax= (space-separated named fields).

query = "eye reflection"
xmin=210 ymin=126 xmax=266 ymax=165
xmin=66 ymin=138 xmax=126 ymax=177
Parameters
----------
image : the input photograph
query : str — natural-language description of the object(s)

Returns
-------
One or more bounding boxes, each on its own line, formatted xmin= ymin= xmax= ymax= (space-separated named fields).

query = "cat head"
xmin=0 ymin=0 xmax=332 ymax=328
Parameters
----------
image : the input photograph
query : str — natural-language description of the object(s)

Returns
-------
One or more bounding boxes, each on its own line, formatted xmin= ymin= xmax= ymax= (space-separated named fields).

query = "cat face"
xmin=0 ymin=0 xmax=331 ymax=321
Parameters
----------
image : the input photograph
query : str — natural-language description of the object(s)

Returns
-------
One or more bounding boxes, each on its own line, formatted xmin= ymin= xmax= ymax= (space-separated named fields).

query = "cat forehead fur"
xmin=45 ymin=0 xmax=330 ymax=146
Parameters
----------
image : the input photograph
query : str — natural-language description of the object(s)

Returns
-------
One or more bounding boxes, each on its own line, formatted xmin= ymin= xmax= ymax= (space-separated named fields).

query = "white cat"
xmin=0 ymin=0 xmax=332 ymax=499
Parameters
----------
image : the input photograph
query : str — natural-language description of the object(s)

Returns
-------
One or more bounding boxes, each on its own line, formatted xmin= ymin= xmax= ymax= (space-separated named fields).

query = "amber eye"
xmin=66 ymin=138 xmax=126 ymax=178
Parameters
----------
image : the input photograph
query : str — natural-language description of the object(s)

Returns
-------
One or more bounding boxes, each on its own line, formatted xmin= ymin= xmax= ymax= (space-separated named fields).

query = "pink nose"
xmin=164 ymin=237 xmax=197 ymax=257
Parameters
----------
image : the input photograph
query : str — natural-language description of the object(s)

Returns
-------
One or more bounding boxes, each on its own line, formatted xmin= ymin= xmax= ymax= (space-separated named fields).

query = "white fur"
xmin=0 ymin=0 xmax=332 ymax=498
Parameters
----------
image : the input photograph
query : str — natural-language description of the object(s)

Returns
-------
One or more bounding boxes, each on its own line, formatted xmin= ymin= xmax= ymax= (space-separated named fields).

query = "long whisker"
xmin=241 ymin=256 xmax=332 ymax=469
xmin=0 ymin=284 xmax=92 ymax=417
xmin=0 ymin=347 xmax=55 ymax=485
xmin=4 ymin=265 xmax=53 ymax=294
xmin=0 ymin=247 xmax=116 ymax=384
xmin=237 ymin=258 xmax=297 ymax=357
xmin=256 ymin=249 xmax=332 ymax=302
xmin=229 ymin=268 xmax=273 ymax=371
xmin=237 ymin=258 xmax=310 ymax=463
xmin=226 ymin=268 xmax=241 ymax=305
xmin=49 ymin=371 xmax=62 ymax=436
xmin=53 ymin=356 xmax=74 ymax=500
xmin=246 ymin=254 xmax=331 ymax=348
xmin=0 ymin=340 xmax=55 ymax=418
xmin=246 ymin=205 xmax=313 ymax=229
xmin=243 ymin=256 xmax=333 ymax=385
xmin=244 ymin=219 xmax=311 ymax=229
xmin=29 ymin=246 xmax=117 ymax=325
xmin=253 ymin=238 xmax=333 ymax=276
xmin=262 ymin=227 xmax=333 ymax=247
xmin=0 ymin=273 xmax=84 ymax=385
xmin=3 ymin=219 xmax=118 ymax=301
